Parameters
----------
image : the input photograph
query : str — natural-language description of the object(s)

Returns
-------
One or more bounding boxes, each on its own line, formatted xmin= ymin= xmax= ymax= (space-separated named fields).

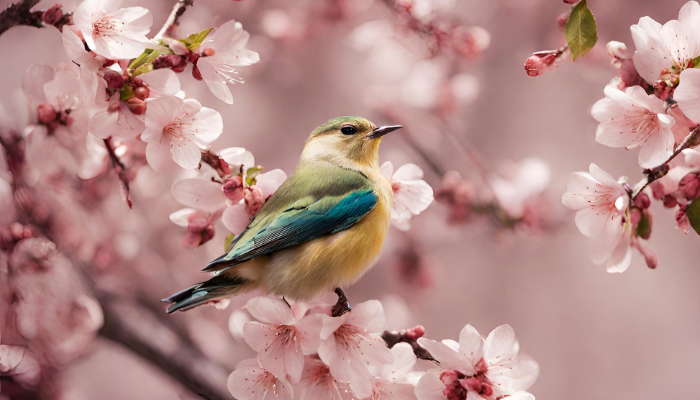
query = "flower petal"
xmin=171 ymin=178 xmax=226 ymax=212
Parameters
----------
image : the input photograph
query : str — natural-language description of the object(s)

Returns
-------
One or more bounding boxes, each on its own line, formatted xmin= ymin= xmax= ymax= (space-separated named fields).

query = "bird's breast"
xmin=260 ymin=173 xmax=393 ymax=300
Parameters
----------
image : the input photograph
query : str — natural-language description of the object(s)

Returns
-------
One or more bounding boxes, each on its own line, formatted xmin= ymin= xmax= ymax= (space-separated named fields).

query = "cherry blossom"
xmin=490 ymin=158 xmax=550 ymax=219
xmin=296 ymin=357 xmax=358 ymax=400
xmin=197 ymin=20 xmax=261 ymax=104
xmin=592 ymin=85 xmax=675 ymax=168
xmin=73 ymin=0 xmax=154 ymax=60
xmin=631 ymin=1 xmax=700 ymax=86
xmin=318 ymin=300 xmax=394 ymax=399
xmin=169 ymin=208 xmax=215 ymax=247
xmin=369 ymin=343 xmax=421 ymax=400
xmin=562 ymin=164 xmax=631 ymax=268
xmin=380 ymin=162 xmax=434 ymax=231
xmin=170 ymin=149 xmax=286 ymax=236
xmin=416 ymin=324 xmax=538 ymax=400
xmin=141 ymin=96 xmax=223 ymax=171
xmin=90 ymin=69 xmax=180 ymax=140
xmin=227 ymin=358 xmax=294 ymax=400
xmin=242 ymin=297 xmax=323 ymax=384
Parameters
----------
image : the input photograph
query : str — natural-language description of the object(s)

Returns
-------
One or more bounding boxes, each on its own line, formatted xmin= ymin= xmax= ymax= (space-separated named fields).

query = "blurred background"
xmin=1 ymin=0 xmax=699 ymax=399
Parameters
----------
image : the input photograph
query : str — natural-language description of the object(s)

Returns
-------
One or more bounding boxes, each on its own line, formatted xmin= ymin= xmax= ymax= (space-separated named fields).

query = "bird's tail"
xmin=162 ymin=273 xmax=248 ymax=314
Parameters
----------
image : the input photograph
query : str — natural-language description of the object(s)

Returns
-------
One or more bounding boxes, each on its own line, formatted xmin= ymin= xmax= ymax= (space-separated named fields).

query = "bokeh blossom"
xmin=381 ymin=161 xmax=434 ymax=230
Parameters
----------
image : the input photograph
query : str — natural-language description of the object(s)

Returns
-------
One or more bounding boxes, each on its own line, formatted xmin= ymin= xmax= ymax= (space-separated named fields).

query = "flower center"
xmin=92 ymin=14 xmax=122 ymax=35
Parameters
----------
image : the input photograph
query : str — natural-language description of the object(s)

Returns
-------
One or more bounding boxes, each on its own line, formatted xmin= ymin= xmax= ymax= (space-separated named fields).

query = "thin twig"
xmin=0 ymin=0 xmax=70 ymax=36
xmin=154 ymin=0 xmax=195 ymax=40
xmin=632 ymin=125 xmax=700 ymax=199
xmin=103 ymin=138 xmax=133 ymax=209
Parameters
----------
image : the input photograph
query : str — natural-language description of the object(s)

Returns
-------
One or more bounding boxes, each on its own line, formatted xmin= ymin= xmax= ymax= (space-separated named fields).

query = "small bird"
xmin=163 ymin=116 xmax=402 ymax=314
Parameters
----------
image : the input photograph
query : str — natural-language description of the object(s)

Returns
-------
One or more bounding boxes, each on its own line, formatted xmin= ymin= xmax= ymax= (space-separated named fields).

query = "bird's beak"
xmin=367 ymin=125 xmax=402 ymax=139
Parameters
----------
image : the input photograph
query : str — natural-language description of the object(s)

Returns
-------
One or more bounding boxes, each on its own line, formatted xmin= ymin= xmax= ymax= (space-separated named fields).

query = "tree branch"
xmin=154 ymin=0 xmax=195 ymax=40
xmin=632 ymin=125 xmax=700 ymax=200
xmin=0 ymin=0 xmax=70 ymax=37
xmin=103 ymin=138 xmax=133 ymax=209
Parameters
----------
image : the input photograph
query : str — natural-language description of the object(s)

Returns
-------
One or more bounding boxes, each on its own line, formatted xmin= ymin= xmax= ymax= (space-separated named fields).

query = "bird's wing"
xmin=203 ymin=163 xmax=377 ymax=272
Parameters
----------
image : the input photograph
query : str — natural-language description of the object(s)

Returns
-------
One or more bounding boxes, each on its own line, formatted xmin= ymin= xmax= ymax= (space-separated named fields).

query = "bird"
xmin=163 ymin=116 xmax=402 ymax=314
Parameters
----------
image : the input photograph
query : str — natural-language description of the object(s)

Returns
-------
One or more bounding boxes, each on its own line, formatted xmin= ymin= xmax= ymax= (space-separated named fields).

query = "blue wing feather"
xmin=203 ymin=188 xmax=377 ymax=272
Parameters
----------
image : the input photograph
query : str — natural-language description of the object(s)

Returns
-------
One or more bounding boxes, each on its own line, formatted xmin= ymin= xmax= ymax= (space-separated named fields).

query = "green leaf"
xmin=692 ymin=55 xmax=700 ymax=68
xmin=686 ymin=198 xmax=700 ymax=235
xmin=128 ymin=49 xmax=158 ymax=70
xmin=565 ymin=0 xmax=598 ymax=61
xmin=224 ymin=233 xmax=235 ymax=252
xmin=635 ymin=211 xmax=652 ymax=240
xmin=246 ymin=167 xmax=262 ymax=187
xmin=132 ymin=63 xmax=154 ymax=77
xmin=180 ymin=28 xmax=213 ymax=50
xmin=119 ymin=85 xmax=134 ymax=101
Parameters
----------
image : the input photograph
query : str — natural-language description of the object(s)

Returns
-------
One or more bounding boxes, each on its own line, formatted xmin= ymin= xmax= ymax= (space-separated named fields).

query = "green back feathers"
xmin=203 ymin=162 xmax=377 ymax=272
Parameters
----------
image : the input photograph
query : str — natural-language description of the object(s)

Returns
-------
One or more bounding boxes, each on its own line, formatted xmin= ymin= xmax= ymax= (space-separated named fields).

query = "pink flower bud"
xmin=103 ymin=70 xmax=125 ymax=89
xmin=563 ymin=0 xmax=577 ymax=3
xmin=202 ymin=48 xmax=216 ymax=57
xmin=244 ymin=187 xmax=265 ymax=215
xmin=189 ymin=53 xmax=201 ymax=65
xmin=126 ymin=97 xmax=146 ymax=115
xmin=557 ymin=12 xmax=569 ymax=28
xmin=679 ymin=173 xmax=700 ymax=200
xmin=650 ymin=181 xmax=665 ymax=199
xmin=635 ymin=240 xmax=658 ymax=269
xmin=152 ymin=54 xmax=187 ymax=73
xmin=662 ymin=195 xmax=677 ymax=208
xmin=37 ymin=104 xmax=57 ymax=124
xmin=192 ymin=65 xmax=203 ymax=81
xmin=524 ymin=53 xmax=558 ymax=77
xmin=187 ymin=217 xmax=209 ymax=233
xmin=404 ymin=325 xmax=425 ymax=340
xmin=634 ymin=193 xmax=651 ymax=209
xmin=42 ymin=3 xmax=63 ymax=26
xmin=223 ymin=176 xmax=244 ymax=201
xmin=629 ymin=208 xmax=642 ymax=225
xmin=134 ymin=86 xmax=150 ymax=100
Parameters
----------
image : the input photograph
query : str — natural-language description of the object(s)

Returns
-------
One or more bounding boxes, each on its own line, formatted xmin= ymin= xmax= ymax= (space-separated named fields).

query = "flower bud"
xmin=192 ymin=65 xmax=203 ymax=81
xmin=42 ymin=3 xmax=63 ymax=26
xmin=563 ymin=0 xmax=577 ymax=3
xmin=679 ymin=173 xmax=700 ymax=200
xmin=676 ymin=205 xmax=689 ymax=233
xmin=634 ymin=193 xmax=651 ymax=209
xmin=134 ymin=86 xmax=150 ymax=100
xmin=662 ymin=195 xmax=677 ymax=208
xmin=404 ymin=325 xmax=425 ymax=340
xmin=524 ymin=52 xmax=558 ymax=77
xmin=126 ymin=97 xmax=146 ymax=115
xmin=650 ymin=181 xmax=665 ymax=199
xmin=202 ymin=48 xmax=216 ymax=57
xmin=606 ymin=41 xmax=629 ymax=59
xmin=244 ymin=187 xmax=265 ymax=215
xmin=557 ymin=12 xmax=569 ymax=28
xmin=152 ymin=54 xmax=187 ymax=73
xmin=37 ymin=103 xmax=57 ymax=124
xmin=187 ymin=217 xmax=209 ymax=233
xmin=223 ymin=176 xmax=244 ymax=201
xmin=103 ymin=70 xmax=125 ymax=89
xmin=629 ymin=207 xmax=642 ymax=225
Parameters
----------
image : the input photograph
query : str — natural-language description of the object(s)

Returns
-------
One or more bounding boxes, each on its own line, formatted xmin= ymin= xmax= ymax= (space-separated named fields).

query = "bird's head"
xmin=301 ymin=116 xmax=402 ymax=170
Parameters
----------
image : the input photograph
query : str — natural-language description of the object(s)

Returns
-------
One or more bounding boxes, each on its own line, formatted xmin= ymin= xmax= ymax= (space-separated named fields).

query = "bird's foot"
xmin=331 ymin=287 xmax=352 ymax=317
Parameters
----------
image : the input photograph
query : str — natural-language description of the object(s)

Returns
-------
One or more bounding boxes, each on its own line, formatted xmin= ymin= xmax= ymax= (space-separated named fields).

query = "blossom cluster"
xmin=226 ymin=296 xmax=538 ymax=400
xmin=562 ymin=1 xmax=700 ymax=272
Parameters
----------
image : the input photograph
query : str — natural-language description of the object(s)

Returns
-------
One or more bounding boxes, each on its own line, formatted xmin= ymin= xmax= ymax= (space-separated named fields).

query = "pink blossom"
xmin=631 ymin=1 xmax=700 ymax=85
xmin=169 ymin=208 xmax=215 ymax=247
xmin=369 ymin=343 xmax=421 ymax=400
xmin=197 ymin=20 xmax=261 ymax=104
xmin=90 ymin=69 xmax=180 ymax=140
xmin=524 ymin=50 xmax=560 ymax=77
xmin=73 ymin=0 xmax=153 ymax=60
xmin=380 ymin=162 xmax=434 ymax=231
xmin=241 ymin=297 xmax=323 ymax=384
xmin=142 ymin=96 xmax=223 ymax=171
xmin=227 ymin=358 xmax=294 ymax=400
xmin=490 ymin=158 xmax=550 ymax=219
xmin=592 ymin=85 xmax=675 ymax=168
xmin=318 ymin=300 xmax=394 ymax=398
xmin=416 ymin=325 xmax=538 ymax=400
xmin=0 ymin=345 xmax=41 ymax=389
xmin=562 ymin=164 xmax=630 ymax=268
xmin=672 ymin=68 xmax=700 ymax=123
xmin=296 ymin=357 xmax=358 ymax=400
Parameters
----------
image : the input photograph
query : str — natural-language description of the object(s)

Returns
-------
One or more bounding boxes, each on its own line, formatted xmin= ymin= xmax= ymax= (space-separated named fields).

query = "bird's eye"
xmin=341 ymin=125 xmax=358 ymax=135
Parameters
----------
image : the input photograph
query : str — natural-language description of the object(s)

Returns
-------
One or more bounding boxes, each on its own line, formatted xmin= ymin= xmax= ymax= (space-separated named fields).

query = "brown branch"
xmin=154 ymin=0 xmax=195 ymax=40
xmin=0 ymin=0 xmax=70 ymax=37
xmin=99 ymin=297 xmax=231 ymax=400
xmin=103 ymin=138 xmax=133 ymax=209
xmin=200 ymin=149 xmax=229 ymax=179
xmin=632 ymin=125 xmax=700 ymax=200
xmin=381 ymin=326 xmax=435 ymax=362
